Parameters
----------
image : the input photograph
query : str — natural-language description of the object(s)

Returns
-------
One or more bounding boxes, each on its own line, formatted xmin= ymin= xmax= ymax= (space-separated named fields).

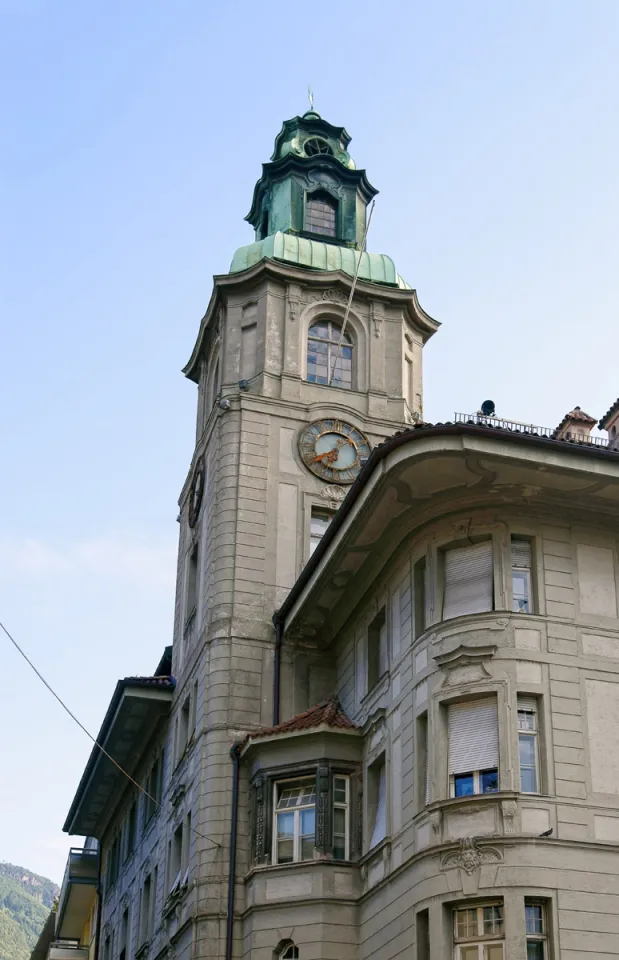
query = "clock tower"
xmin=171 ymin=108 xmax=438 ymax=958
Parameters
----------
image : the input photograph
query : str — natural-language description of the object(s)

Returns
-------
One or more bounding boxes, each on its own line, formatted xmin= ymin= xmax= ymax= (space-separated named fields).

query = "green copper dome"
xmin=229 ymin=232 xmax=411 ymax=288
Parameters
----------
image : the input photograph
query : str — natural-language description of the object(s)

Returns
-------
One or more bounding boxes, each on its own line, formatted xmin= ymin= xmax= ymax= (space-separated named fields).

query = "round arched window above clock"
xmin=298 ymin=419 xmax=371 ymax=484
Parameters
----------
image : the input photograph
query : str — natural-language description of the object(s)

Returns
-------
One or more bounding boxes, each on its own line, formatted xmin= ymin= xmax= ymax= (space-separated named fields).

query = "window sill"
xmin=135 ymin=942 xmax=150 ymax=960
xmin=246 ymin=857 xmax=358 ymax=880
xmin=425 ymin=789 xmax=519 ymax=815
xmin=359 ymin=836 xmax=390 ymax=867
xmin=361 ymin=672 xmax=390 ymax=709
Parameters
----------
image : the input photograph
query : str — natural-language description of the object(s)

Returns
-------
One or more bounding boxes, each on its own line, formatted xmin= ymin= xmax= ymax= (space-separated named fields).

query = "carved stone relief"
xmin=440 ymin=836 xmax=502 ymax=875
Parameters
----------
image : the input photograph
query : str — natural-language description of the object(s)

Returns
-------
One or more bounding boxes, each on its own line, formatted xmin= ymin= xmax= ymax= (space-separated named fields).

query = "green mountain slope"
xmin=0 ymin=863 xmax=58 ymax=960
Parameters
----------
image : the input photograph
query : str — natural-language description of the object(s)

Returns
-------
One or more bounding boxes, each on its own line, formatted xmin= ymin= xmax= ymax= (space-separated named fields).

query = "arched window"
xmin=280 ymin=946 xmax=299 ymax=960
xmin=307 ymin=320 xmax=353 ymax=389
xmin=305 ymin=191 xmax=337 ymax=237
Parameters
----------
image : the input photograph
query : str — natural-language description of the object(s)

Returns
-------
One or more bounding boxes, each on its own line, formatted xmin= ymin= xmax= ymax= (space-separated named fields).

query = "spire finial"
xmin=307 ymin=85 xmax=314 ymax=112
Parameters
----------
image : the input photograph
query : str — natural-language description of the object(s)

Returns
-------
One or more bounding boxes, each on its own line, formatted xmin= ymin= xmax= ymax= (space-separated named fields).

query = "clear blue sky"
xmin=1 ymin=0 xmax=618 ymax=883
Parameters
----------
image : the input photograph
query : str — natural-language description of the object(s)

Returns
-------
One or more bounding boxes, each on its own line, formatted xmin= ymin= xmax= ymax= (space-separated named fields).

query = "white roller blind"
xmin=443 ymin=541 xmax=493 ymax=620
xmin=517 ymin=695 xmax=537 ymax=713
xmin=511 ymin=539 xmax=532 ymax=569
xmin=370 ymin=765 xmax=387 ymax=848
xmin=448 ymin=698 xmax=499 ymax=774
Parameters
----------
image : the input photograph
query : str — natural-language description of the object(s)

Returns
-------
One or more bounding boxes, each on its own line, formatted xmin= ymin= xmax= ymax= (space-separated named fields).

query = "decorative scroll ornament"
xmin=188 ymin=457 xmax=205 ymax=527
xmin=305 ymin=288 xmax=349 ymax=305
xmin=320 ymin=484 xmax=347 ymax=502
xmin=440 ymin=837 xmax=502 ymax=876
xmin=501 ymin=799 xmax=517 ymax=834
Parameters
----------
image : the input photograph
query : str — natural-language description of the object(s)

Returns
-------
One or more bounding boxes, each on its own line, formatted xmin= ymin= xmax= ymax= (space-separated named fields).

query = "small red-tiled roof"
xmin=600 ymin=398 xmax=619 ymax=431
xmin=555 ymin=406 xmax=597 ymax=434
xmin=244 ymin=699 xmax=358 ymax=743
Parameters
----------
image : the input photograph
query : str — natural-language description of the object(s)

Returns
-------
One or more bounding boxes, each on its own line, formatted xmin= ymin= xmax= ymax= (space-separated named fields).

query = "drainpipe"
xmin=93 ymin=851 xmax=102 ymax=960
xmin=272 ymin=613 xmax=284 ymax=726
xmin=225 ymin=743 xmax=241 ymax=960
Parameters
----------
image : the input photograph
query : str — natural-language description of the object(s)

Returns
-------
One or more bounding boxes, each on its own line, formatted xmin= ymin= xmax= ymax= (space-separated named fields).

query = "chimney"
xmin=555 ymin=406 xmax=597 ymax=442
xmin=599 ymin=398 xmax=619 ymax=450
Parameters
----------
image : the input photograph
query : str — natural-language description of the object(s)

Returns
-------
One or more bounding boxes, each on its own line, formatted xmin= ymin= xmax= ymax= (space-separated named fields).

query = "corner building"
xmin=60 ymin=109 xmax=619 ymax=960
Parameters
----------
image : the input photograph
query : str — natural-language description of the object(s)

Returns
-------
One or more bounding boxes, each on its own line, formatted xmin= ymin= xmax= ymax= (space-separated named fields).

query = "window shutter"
xmin=517 ymin=695 xmax=537 ymax=713
xmin=512 ymin=539 xmax=532 ymax=569
xmin=370 ymin=766 xmax=387 ymax=847
xmin=443 ymin=541 xmax=493 ymax=619
xmin=448 ymin=698 xmax=499 ymax=774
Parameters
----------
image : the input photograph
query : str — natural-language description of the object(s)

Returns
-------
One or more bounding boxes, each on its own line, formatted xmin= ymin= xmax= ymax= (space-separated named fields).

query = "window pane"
xmin=481 ymin=769 xmax=499 ymax=793
xmin=333 ymin=778 xmax=347 ymax=803
xmin=483 ymin=905 xmax=504 ymax=936
xmin=277 ymin=811 xmax=294 ymax=837
xmin=300 ymin=807 xmax=315 ymax=839
xmin=520 ymin=766 xmax=538 ymax=793
xmin=454 ymin=773 xmax=475 ymax=797
xmin=333 ymin=808 xmax=346 ymax=834
xmin=526 ymin=943 xmax=544 ymax=960
xmin=300 ymin=837 xmax=314 ymax=860
xmin=455 ymin=908 xmax=478 ymax=940
xmin=525 ymin=904 xmax=544 ymax=935
xmin=519 ymin=735 xmax=536 ymax=765
xmin=513 ymin=570 xmax=530 ymax=612
xmin=485 ymin=946 xmax=504 ymax=960
xmin=518 ymin=710 xmax=536 ymax=731
xmin=459 ymin=947 xmax=480 ymax=960
xmin=277 ymin=839 xmax=294 ymax=863
xmin=333 ymin=835 xmax=346 ymax=860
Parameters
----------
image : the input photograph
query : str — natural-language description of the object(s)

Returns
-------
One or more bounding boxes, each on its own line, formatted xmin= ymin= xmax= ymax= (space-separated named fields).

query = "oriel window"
xmin=273 ymin=778 xmax=316 ymax=863
xmin=305 ymin=191 xmax=337 ymax=237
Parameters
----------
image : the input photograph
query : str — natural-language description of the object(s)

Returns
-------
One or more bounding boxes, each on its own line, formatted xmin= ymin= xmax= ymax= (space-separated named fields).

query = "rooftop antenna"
xmin=327 ymin=199 xmax=376 ymax=387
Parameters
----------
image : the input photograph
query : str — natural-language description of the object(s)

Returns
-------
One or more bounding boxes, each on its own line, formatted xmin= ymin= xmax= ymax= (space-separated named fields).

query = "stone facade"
xmin=58 ymin=109 xmax=619 ymax=960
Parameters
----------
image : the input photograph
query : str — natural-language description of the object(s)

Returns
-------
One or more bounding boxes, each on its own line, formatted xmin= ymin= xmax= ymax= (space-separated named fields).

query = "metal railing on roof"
xmin=454 ymin=412 xmax=612 ymax=449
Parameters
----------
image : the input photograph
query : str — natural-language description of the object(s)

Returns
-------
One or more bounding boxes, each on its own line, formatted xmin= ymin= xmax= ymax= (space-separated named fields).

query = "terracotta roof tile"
xmin=600 ymin=397 xmax=619 ymax=430
xmin=244 ymin=699 xmax=358 ymax=743
xmin=555 ymin=406 xmax=597 ymax=436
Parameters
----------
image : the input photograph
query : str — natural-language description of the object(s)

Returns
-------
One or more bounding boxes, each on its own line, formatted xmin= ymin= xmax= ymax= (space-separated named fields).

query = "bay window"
xmin=443 ymin=541 xmax=493 ymax=620
xmin=454 ymin=904 xmax=504 ymax=959
xmin=449 ymin=699 xmax=499 ymax=797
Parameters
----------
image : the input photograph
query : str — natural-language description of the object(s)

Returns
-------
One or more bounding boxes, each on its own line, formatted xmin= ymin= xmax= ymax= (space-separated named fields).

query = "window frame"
xmin=367 ymin=606 xmax=388 ymax=692
xmin=309 ymin=505 xmax=335 ymax=557
xmin=367 ymin=753 xmax=387 ymax=850
xmin=272 ymin=776 xmax=317 ymax=865
xmin=511 ymin=537 xmax=534 ymax=614
xmin=332 ymin=774 xmax=350 ymax=861
xmin=450 ymin=768 xmax=499 ymax=798
xmin=306 ymin=319 xmax=354 ymax=390
xmin=453 ymin=902 xmax=505 ymax=958
xmin=518 ymin=698 xmax=540 ymax=795
xmin=525 ymin=900 xmax=548 ymax=958
xmin=304 ymin=189 xmax=339 ymax=238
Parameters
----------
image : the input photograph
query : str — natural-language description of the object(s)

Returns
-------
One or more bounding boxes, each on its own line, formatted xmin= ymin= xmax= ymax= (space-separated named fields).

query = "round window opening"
xmin=304 ymin=138 xmax=333 ymax=157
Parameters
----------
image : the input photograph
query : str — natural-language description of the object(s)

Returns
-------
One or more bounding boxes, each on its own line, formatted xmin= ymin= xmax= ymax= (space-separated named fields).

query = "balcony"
xmin=56 ymin=848 xmax=99 ymax=941
xmin=49 ymin=941 xmax=89 ymax=960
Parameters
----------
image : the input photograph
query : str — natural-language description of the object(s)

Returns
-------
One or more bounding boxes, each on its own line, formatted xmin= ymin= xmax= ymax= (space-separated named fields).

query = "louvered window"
xmin=449 ymin=699 xmax=499 ymax=797
xmin=443 ymin=541 xmax=493 ymax=620
xmin=517 ymin=696 xmax=539 ymax=793
xmin=511 ymin=538 xmax=532 ymax=613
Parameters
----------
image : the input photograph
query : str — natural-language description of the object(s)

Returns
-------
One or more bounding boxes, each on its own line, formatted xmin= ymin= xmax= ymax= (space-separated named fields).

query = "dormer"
xmin=554 ymin=406 xmax=597 ymax=442
xmin=599 ymin=398 xmax=619 ymax=450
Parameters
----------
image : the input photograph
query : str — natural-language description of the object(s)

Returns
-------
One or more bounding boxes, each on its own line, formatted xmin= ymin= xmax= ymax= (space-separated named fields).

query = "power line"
xmin=0 ymin=618 xmax=220 ymax=849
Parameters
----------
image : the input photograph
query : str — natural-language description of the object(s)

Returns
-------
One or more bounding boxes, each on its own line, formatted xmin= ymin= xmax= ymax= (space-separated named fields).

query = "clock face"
xmin=298 ymin=419 xmax=371 ymax=484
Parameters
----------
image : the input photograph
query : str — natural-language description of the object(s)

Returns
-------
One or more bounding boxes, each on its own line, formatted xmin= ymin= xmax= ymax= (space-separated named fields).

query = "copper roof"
xmin=555 ymin=406 xmax=597 ymax=434
xmin=244 ymin=699 xmax=358 ymax=743
xmin=600 ymin=398 xmax=619 ymax=430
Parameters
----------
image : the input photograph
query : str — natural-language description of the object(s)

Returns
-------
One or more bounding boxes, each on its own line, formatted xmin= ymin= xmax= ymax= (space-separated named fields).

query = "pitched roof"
xmin=600 ymin=398 xmax=619 ymax=430
xmin=555 ymin=406 xmax=597 ymax=434
xmin=244 ymin=699 xmax=359 ymax=743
